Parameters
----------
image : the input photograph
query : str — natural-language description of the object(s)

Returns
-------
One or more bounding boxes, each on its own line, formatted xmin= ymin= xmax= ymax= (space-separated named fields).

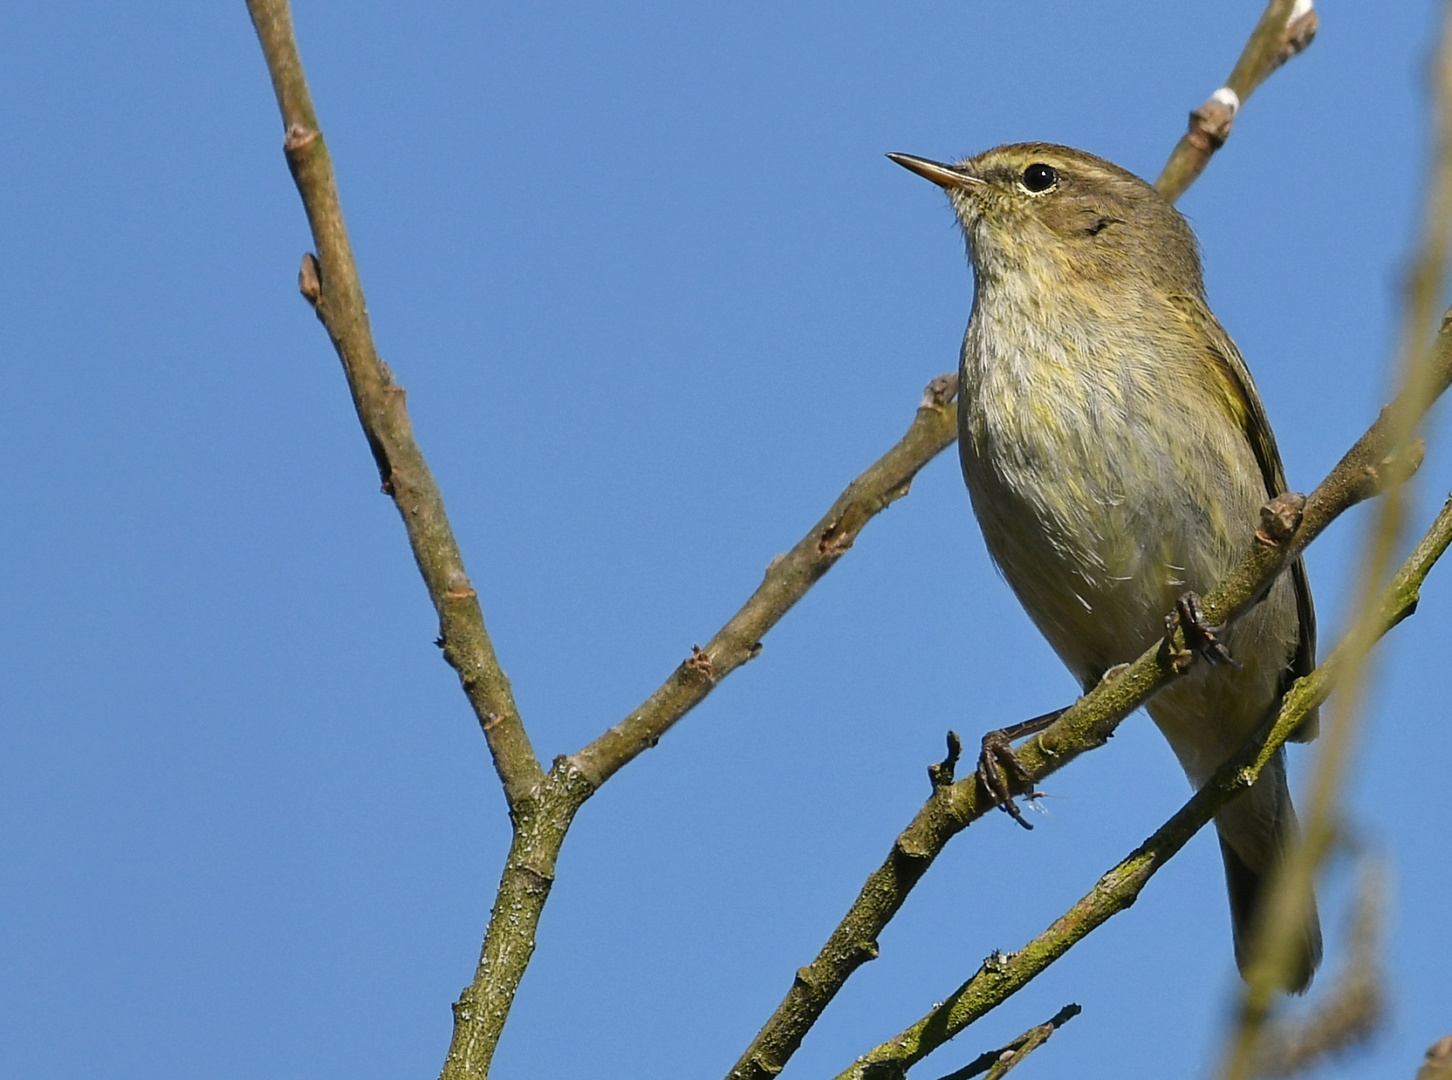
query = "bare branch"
xmin=931 ymin=1004 xmax=1081 ymax=1080
xmin=441 ymin=760 xmax=592 ymax=1079
xmin=829 ymin=493 xmax=1452 ymax=1079
xmin=1156 ymin=0 xmax=1319 ymax=202
xmin=245 ymin=0 xmax=545 ymax=809
xmin=569 ymin=373 xmax=959 ymax=788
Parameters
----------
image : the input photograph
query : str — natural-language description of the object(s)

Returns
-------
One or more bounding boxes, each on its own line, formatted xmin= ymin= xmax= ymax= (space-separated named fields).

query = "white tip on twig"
xmin=1211 ymin=86 xmax=1242 ymax=117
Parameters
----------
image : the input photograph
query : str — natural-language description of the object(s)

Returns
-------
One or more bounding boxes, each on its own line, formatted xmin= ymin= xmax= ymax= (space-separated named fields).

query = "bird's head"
xmin=889 ymin=142 xmax=1202 ymax=294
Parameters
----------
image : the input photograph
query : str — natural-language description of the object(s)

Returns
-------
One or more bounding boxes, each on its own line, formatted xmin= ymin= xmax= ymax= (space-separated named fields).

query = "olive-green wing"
xmin=1171 ymin=294 xmax=1318 ymax=741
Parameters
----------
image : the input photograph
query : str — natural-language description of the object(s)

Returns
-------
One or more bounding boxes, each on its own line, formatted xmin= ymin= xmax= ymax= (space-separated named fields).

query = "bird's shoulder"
xmin=1164 ymin=291 xmax=1289 ymax=500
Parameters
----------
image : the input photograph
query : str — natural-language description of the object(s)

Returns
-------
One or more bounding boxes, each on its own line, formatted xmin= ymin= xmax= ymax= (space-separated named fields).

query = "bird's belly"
xmin=959 ymin=390 xmax=1251 ymax=689
xmin=964 ymin=458 xmax=1176 ymax=684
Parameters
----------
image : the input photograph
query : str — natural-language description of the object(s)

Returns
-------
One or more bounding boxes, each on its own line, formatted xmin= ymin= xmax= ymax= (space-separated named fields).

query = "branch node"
xmin=283 ymin=122 xmax=319 ymax=152
xmin=746 ymin=1054 xmax=785 ymax=1079
xmin=298 ymin=252 xmax=322 ymax=306
xmin=686 ymin=644 xmax=717 ymax=683
xmin=1276 ymin=7 xmax=1319 ymax=69
xmin=817 ymin=519 xmax=854 ymax=558
xmin=1187 ymin=90 xmax=1238 ymax=153
xmin=922 ymin=372 xmax=960 ymax=408
xmin=981 ymin=950 xmax=1010 ymax=974
xmin=445 ymin=569 xmax=478 ymax=600
xmin=895 ymin=831 xmax=933 ymax=861
xmin=1257 ymin=492 xmax=1306 ymax=546
xmin=1358 ymin=439 xmax=1427 ymax=501
xmin=928 ymin=730 xmax=962 ymax=788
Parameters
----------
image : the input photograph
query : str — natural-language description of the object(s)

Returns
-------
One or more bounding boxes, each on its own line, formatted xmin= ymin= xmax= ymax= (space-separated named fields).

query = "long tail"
xmin=1214 ymin=750 xmax=1323 ymax=994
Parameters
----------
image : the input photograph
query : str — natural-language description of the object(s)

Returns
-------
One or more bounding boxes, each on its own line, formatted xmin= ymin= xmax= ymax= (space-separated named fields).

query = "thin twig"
xmin=932 ymin=1004 xmax=1081 ymax=1080
xmin=1156 ymin=0 xmax=1319 ymax=202
xmin=829 ymin=494 xmax=1452 ymax=1079
xmin=570 ymin=373 xmax=959 ymax=787
xmin=245 ymin=0 xmax=545 ymax=810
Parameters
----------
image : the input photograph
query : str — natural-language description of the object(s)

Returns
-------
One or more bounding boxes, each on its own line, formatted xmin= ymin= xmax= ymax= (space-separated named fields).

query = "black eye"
xmin=1022 ymin=163 xmax=1058 ymax=192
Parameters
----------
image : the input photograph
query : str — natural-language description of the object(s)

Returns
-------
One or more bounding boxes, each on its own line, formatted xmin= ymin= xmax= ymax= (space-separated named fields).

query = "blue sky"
xmin=2 ymin=3 xmax=1449 ymax=1078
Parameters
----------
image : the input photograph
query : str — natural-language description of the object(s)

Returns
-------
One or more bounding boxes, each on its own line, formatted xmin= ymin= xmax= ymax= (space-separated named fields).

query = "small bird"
xmin=890 ymin=143 xmax=1322 ymax=991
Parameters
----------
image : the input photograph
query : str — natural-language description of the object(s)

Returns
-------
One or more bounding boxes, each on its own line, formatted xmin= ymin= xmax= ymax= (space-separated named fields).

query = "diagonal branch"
xmin=724 ymin=315 xmax=1452 ymax=1080
xmin=245 ymin=0 xmax=545 ymax=809
xmin=1156 ymin=0 xmax=1319 ymax=202
xmin=831 ymin=492 xmax=1452 ymax=1079
xmin=571 ymin=374 xmax=959 ymax=787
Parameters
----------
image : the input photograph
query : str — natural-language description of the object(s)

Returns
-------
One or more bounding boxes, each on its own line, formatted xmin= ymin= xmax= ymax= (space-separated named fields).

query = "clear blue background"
xmin=2 ymin=2 xmax=1448 ymax=1078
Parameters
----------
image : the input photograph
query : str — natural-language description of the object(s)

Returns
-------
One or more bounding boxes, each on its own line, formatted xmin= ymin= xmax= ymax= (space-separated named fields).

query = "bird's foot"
xmin=1165 ymin=590 xmax=1240 ymax=672
xmin=976 ymin=708 xmax=1064 ymax=830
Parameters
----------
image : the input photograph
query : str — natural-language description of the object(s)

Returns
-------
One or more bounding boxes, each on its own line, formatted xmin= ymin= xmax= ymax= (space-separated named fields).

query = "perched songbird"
xmin=890 ymin=143 xmax=1322 ymax=991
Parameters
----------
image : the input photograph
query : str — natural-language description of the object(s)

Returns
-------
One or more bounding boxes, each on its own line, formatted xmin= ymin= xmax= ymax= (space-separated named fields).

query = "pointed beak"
xmin=887 ymin=152 xmax=982 ymax=190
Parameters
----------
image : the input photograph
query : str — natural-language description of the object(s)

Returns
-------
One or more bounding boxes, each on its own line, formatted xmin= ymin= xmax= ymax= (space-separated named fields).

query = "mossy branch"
xmin=830 ymin=493 xmax=1452 ymax=1079
xmin=725 ymin=312 xmax=1452 ymax=1080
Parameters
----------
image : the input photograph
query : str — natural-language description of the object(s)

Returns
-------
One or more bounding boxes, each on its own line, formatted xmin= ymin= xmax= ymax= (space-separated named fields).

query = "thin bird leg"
xmin=976 ymin=708 xmax=1066 ymax=830
xmin=1165 ymin=590 xmax=1240 ymax=672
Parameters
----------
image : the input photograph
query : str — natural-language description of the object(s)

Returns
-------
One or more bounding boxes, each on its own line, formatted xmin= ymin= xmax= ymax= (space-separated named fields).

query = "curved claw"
xmin=974 ymin=707 xmax=1065 ymax=830
xmin=1166 ymin=591 xmax=1240 ymax=672
xmin=977 ymin=731 xmax=1035 ymax=830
